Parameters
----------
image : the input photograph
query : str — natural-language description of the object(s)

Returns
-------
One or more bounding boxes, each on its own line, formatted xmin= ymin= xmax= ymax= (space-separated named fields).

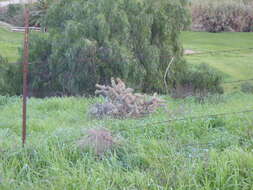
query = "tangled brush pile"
xmin=89 ymin=78 xmax=165 ymax=118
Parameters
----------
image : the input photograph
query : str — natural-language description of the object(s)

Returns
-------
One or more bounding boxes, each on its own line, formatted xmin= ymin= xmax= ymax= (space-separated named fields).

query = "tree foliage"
xmin=0 ymin=56 xmax=22 ymax=96
xmin=28 ymin=0 xmax=190 ymax=97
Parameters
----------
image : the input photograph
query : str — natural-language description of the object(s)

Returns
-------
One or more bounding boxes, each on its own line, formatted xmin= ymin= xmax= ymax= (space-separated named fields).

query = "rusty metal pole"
xmin=22 ymin=4 xmax=30 ymax=147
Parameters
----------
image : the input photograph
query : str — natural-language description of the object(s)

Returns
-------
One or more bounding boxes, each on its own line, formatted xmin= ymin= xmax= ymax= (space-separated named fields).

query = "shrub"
xmin=0 ymin=1 xmax=52 ymax=27
xmin=0 ymin=56 xmax=22 ymax=96
xmin=191 ymin=0 xmax=253 ymax=32
xmin=241 ymin=82 xmax=253 ymax=94
xmin=27 ymin=0 xmax=190 ymax=97
xmin=0 ymin=4 xmax=24 ymax=26
xmin=172 ymin=63 xmax=224 ymax=98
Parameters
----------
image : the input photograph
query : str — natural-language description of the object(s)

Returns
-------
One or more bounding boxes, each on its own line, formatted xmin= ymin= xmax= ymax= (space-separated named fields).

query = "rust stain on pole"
xmin=22 ymin=5 xmax=29 ymax=147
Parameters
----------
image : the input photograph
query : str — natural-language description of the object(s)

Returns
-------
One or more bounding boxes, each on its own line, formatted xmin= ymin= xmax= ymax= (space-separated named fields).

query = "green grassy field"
xmin=0 ymin=27 xmax=22 ymax=62
xmin=182 ymin=32 xmax=253 ymax=52
xmin=182 ymin=32 xmax=253 ymax=91
xmin=0 ymin=93 xmax=253 ymax=189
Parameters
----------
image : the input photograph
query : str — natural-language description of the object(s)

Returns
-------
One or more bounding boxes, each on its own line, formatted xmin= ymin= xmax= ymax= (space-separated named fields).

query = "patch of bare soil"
xmin=184 ymin=49 xmax=200 ymax=55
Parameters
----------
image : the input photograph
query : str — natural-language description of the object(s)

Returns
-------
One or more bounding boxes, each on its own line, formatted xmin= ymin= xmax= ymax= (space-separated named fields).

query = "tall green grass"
xmin=0 ymin=93 xmax=253 ymax=189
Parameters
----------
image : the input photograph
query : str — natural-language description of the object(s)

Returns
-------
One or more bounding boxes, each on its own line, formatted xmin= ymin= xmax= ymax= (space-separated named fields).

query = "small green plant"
xmin=241 ymin=82 xmax=253 ymax=94
xmin=0 ymin=56 xmax=22 ymax=96
xmin=172 ymin=63 xmax=224 ymax=98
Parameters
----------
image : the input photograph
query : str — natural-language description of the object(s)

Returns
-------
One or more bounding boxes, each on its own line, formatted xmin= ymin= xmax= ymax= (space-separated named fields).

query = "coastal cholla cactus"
xmin=89 ymin=78 xmax=165 ymax=118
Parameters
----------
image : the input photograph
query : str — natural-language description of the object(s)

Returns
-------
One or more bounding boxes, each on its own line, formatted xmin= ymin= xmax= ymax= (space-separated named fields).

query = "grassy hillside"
xmin=182 ymin=32 xmax=253 ymax=91
xmin=0 ymin=93 xmax=253 ymax=189
xmin=0 ymin=27 xmax=22 ymax=62
xmin=0 ymin=27 xmax=253 ymax=189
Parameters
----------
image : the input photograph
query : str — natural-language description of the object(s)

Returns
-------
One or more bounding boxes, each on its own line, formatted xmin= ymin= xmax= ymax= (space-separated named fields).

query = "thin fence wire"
xmin=101 ymin=108 xmax=253 ymax=155
xmin=113 ymin=109 xmax=253 ymax=131
xmin=113 ymin=109 xmax=253 ymax=157
xmin=223 ymin=78 xmax=253 ymax=84
xmin=0 ymin=40 xmax=22 ymax=44
xmin=185 ymin=47 xmax=253 ymax=56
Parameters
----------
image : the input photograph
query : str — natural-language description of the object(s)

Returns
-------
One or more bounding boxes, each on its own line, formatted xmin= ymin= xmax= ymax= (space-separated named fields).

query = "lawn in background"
xmin=182 ymin=31 xmax=253 ymax=91
xmin=182 ymin=31 xmax=253 ymax=51
xmin=0 ymin=27 xmax=22 ymax=62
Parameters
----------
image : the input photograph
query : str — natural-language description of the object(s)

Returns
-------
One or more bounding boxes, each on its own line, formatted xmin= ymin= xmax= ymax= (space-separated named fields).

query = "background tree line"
xmin=0 ymin=0 xmax=223 ymax=97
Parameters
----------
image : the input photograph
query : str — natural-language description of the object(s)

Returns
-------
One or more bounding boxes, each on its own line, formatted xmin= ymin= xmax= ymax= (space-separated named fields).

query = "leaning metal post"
xmin=22 ymin=4 xmax=30 ymax=147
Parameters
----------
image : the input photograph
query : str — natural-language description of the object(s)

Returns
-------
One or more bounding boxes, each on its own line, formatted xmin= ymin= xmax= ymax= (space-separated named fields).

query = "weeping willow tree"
xmin=28 ymin=0 xmax=190 ymax=97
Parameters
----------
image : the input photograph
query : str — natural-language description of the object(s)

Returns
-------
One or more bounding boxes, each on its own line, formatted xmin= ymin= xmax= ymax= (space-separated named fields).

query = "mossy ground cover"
xmin=0 ymin=93 xmax=253 ymax=189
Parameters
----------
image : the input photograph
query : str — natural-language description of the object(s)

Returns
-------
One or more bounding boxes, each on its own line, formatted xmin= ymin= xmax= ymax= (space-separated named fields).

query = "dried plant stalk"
xmin=77 ymin=128 xmax=117 ymax=156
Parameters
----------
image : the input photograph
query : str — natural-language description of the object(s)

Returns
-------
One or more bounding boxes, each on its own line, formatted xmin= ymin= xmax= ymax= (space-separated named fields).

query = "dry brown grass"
xmin=76 ymin=128 xmax=117 ymax=156
xmin=191 ymin=0 xmax=253 ymax=32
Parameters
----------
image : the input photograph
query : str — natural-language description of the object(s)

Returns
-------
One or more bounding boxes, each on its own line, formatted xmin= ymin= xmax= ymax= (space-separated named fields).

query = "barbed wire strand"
xmin=223 ymin=78 xmax=253 ymax=84
xmin=134 ymin=109 xmax=253 ymax=128
xmin=185 ymin=48 xmax=253 ymax=56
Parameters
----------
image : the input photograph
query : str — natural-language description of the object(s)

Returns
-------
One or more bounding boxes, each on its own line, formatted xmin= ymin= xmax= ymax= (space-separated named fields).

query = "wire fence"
xmin=223 ymin=78 xmax=253 ymax=84
xmin=135 ymin=109 xmax=253 ymax=129
xmin=0 ymin=39 xmax=22 ymax=44
xmin=185 ymin=47 xmax=253 ymax=56
xmin=104 ymin=108 xmax=253 ymax=132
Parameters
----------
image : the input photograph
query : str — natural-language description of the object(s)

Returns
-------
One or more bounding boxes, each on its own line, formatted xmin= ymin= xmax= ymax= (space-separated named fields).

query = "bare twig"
xmin=164 ymin=57 xmax=174 ymax=94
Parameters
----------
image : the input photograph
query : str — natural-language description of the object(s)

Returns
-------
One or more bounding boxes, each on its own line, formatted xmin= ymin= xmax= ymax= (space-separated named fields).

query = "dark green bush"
xmin=241 ymin=82 xmax=253 ymax=94
xmin=0 ymin=4 xmax=24 ymax=27
xmin=0 ymin=1 xmax=51 ymax=27
xmin=172 ymin=63 xmax=224 ymax=98
xmin=0 ymin=56 xmax=22 ymax=96
xmin=26 ymin=0 xmax=190 ymax=97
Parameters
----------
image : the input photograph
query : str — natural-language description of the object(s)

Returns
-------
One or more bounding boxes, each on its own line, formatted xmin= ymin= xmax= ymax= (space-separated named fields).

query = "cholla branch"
xmin=90 ymin=78 xmax=165 ymax=118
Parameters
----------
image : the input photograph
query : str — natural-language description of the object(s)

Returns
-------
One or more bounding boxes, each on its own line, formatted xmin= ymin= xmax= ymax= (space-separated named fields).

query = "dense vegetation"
xmin=1 ymin=30 xmax=253 ymax=96
xmin=190 ymin=0 xmax=253 ymax=32
xmin=0 ymin=1 xmax=53 ymax=27
xmin=0 ymin=0 xmax=253 ymax=189
xmin=182 ymin=31 xmax=253 ymax=91
xmin=0 ymin=93 xmax=253 ymax=189
xmin=26 ymin=0 xmax=190 ymax=96
xmin=0 ymin=4 xmax=24 ymax=27
xmin=0 ymin=27 xmax=22 ymax=62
